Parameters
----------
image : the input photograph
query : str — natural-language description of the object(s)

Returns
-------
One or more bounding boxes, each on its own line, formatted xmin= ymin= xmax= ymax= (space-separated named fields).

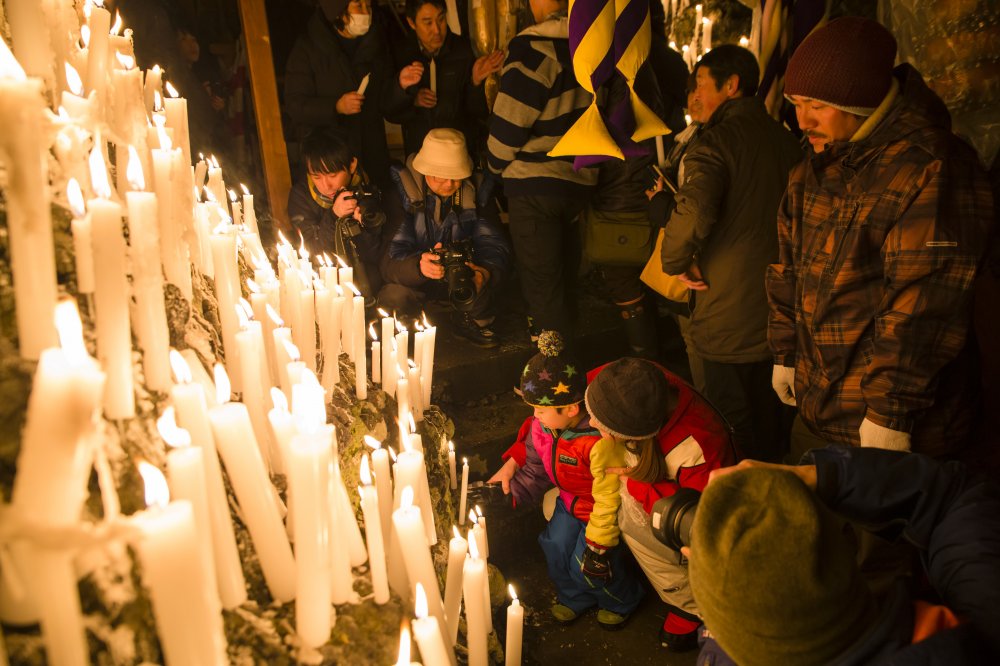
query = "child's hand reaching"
xmin=487 ymin=457 xmax=519 ymax=494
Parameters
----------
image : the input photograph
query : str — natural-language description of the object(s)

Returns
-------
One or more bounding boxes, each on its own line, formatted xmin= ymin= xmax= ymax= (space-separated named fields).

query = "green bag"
xmin=583 ymin=208 xmax=656 ymax=266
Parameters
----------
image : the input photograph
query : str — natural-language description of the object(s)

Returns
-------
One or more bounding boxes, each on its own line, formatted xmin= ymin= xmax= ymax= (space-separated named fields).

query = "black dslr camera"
xmin=650 ymin=487 xmax=701 ymax=551
xmin=432 ymin=238 xmax=476 ymax=312
xmin=337 ymin=186 xmax=384 ymax=237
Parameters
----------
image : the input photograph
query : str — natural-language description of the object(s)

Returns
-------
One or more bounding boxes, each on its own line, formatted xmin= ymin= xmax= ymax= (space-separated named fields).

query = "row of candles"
xmin=0 ymin=1 xmax=516 ymax=663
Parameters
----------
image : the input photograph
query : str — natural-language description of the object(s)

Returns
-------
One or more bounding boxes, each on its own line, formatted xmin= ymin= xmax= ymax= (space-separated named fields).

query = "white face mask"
xmin=346 ymin=13 xmax=371 ymax=36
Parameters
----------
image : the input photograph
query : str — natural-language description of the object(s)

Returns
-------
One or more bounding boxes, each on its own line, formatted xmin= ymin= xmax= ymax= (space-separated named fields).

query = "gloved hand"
xmin=581 ymin=545 xmax=612 ymax=581
xmin=859 ymin=417 xmax=911 ymax=452
xmin=771 ymin=364 xmax=797 ymax=406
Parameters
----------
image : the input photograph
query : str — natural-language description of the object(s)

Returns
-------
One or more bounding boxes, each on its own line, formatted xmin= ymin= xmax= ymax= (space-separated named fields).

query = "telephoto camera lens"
xmin=650 ymin=487 xmax=701 ymax=552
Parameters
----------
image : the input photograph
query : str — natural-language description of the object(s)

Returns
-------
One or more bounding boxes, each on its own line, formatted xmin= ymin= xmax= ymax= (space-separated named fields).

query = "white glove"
xmin=771 ymin=364 xmax=797 ymax=406
xmin=859 ymin=417 xmax=911 ymax=452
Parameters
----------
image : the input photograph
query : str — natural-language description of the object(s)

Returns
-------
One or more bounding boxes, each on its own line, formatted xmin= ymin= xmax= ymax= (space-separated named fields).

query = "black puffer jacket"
xmin=284 ymin=10 xmax=410 ymax=186
xmin=387 ymin=31 xmax=489 ymax=156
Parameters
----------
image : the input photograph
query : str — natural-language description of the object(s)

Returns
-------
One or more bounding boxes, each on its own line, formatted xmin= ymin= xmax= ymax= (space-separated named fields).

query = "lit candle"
xmin=340 ymin=278 xmax=356 ymax=362
xmin=125 ymin=146 xmax=172 ymax=393
xmin=207 ymin=364 xmax=296 ymax=602
xmin=235 ymin=305 xmax=281 ymax=473
xmin=370 ymin=324 xmax=381 ymax=385
xmin=463 ymin=536 xmax=488 ymax=666
xmin=248 ymin=279 xmax=279 ymax=387
xmin=84 ymin=0 xmax=111 ymax=102
xmin=474 ymin=506 xmax=489 ymax=558
xmin=413 ymin=583 xmax=453 ymax=666
xmin=392 ymin=487 xmax=449 ymax=648
xmin=397 ymin=368 xmax=410 ymax=430
xmin=89 ymin=140 xmax=136 ymax=419
xmin=359 ymin=454 xmax=390 ymax=604
xmin=702 ymin=17 xmax=713 ymax=54
xmin=397 ymin=622 xmax=417 ymax=666
xmin=206 ymin=155 xmax=227 ymax=208
xmin=288 ymin=408 xmax=333 ymax=647
xmin=169 ymin=350 xmax=246 ymax=608
xmin=134 ymin=463 xmax=228 ymax=665
xmin=354 ymin=289 xmax=367 ymax=400
xmin=394 ymin=433 xmax=437 ymax=546
xmin=380 ymin=309 xmax=396 ymax=397
xmin=505 ymin=585 xmax=523 ymax=666
xmin=364 ymin=436 xmax=395 ymax=558
xmin=163 ymin=80 xmax=191 ymax=173
xmin=408 ymin=360 xmax=423 ymax=419
xmin=421 ymin=315 xmax=436 ymax=407
xmin=329 ymin=457 xmax=362 ymax=604
xmin=470 ymin=509 xmax=493 ymax=634
xmin=67 ymin=179 xmax=95 ymax=295
xmin=61 ymin=62 xmax=94 ymax=123
xmin=448 ymin=441 xmax=457 ymax=489
xmin=151 ymin=121 xmax=192 ymax=299
xmin=320 ymin=286 xmax=344 ymax=392
xmin=443 ymin=526 xmax=467 ymax=645
xmin=143 ymin=63 xmax=162 ymax=114
xmin=9 ymin=301 xmax=104 ymax=663
xmin=241 ymin=183 xmax=260 ymax=236
xmin=294 ymin=279 xmax=317 ymax=372
xmin=210 ymin=225 xmax=243 ymax=391
xmin=458 ymin=458 xmax=469 ymax=525
xmin=0 ymin=40 xmax=60 ymax=357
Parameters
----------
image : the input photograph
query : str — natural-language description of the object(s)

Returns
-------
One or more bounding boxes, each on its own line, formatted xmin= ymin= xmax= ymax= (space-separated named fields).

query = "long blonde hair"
xmin=622 ymin=437 xmax=666 ymax=485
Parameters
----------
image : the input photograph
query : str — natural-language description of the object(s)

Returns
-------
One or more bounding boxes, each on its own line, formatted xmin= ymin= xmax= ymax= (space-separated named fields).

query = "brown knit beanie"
xmin=688 ymin=467 xmax=878 ymax=666
xmin=785 ymin=17 xmax=897 ymax=115
xmin=519 ymin=331 xmax=586 ymax=408
xmin=585 ymin=358 xmax=675 ymax=440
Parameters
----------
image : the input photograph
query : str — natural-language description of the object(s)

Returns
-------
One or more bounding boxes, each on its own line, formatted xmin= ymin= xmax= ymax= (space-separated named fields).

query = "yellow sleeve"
xmin=584 ymin=437 xmax=626 ymax=549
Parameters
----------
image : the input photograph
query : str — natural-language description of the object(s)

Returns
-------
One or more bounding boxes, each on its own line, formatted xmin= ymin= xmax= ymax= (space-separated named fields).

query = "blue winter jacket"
xmin=698 ymin=447 xmax=1000 ymax=665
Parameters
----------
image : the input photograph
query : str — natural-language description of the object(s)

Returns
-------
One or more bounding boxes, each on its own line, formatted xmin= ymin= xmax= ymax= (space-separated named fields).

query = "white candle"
xmin=463 ymin=536 xmax=488 ymax=666
xmin=364 ymin=436 xmax=395 ymax=562
xmin=241 ymin=184 xmax=260 ymax=236
xmin=151 ymin=125 xmax=192 ymax=299
xmin=413 ymin=583 xmax=453 ymax=666
xmin=505 ymin=585 xmax=523 ymax=666
xmin=655 ymin=135 xmax=665 ymax=168
xmin=371 ymin=339 xmax=382 ymax=385
xmin=294 ymin=284 xmax=317 ymax=372
xmin=67 ymin=179 xmax=95 ymax=295
xmin=421 ymin=317 xmax=436 ymax=407
xmin=429 ymin=58 xmax=437 ymax=93
xmin=458 ymin=458 xmax=469 ymax=525
xmin=340 ymin=280 xmax=356 ymax=363
xmin=236 ymin=312 xmax=281 ymax=473
xmin=125 ymin=148 xmax=172 ymax=393
xmin=448 ymin=441 xmax=457 ymax=490
xmin=397 ymin=371 xmax=410 ymax=430
xmin=380 ymin=310 xmax=395 ymax=396
xmin=393 ymin=487 xmax=449 ymax=648
xmin=0 ymin=41 xmax=60 ymax=357
xmin=354 ymin=293 xmax=367 ymax=399
xmin=4 ymin=0 xmax=51 ymax=85
xmin=208 ymin=365 xmax=296 ymax=602
xmin=394 ymin=436 xmax=437 ymax=546
xmin=359 ymin=454 xmax=390 ymax=604
xmin=143 ymin=64 xmax=163 ymax=115
xmin=357 ymin=73 xmax=370 ymax=95
xmin=89 ymin=143 xmax=136 ymax=419
xmin=443 ymin=526 xmax=467 ymax=645
xmin=408 ymin=361 xmax=423 ymax=419
xmin=134 ymin=463 xmax=227 ymax=666
xmin=470 ymin=510 xmax=493 ymax=634
xmin=210 ymin=227 xmax=243 ymax=392
xmin=702 ymin=17 xmax=713 ymax=54
xmin=288 ymin=419 xmax=333 ymax=647
xmin=475 ymin=506 xmax=489 ymax=559
xmin=61 ymin=63 xmax=94 ymax=125
xmin=169 ymin=351 xmax=246 ymax=608
xmin=85 ymin=2 xmax=111 ymax=102
xmin=9 ymin=301 xmax=103 ymax=662
xmin=206 ymin=156 xmax=227 ymax=209
xmin=321 ymin=288 xmax=344 ymax=392
xmin=329 ymin=458 xmax=361 ymax=604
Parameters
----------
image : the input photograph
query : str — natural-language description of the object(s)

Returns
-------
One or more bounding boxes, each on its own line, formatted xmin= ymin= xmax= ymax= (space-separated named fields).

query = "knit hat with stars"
xmin=519 ymin=331 xmax=585 ymax=408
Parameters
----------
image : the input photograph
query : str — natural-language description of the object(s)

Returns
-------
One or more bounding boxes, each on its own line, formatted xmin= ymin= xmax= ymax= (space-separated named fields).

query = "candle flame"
xmin=80 ymin=24 xmax=91 ymax=49
xmin=396 ymin=623 xmax=411 ymax=666
xmin=228 ymin=189 xmax=238 ymax=203
xmin=508 ymin=584 xmax=518 ymax=602
xmin=84 ymin=1 xmax=93 ymax=20
xmin=247 ymin=278 xmax=260 ymax=294
xmin=65 ymin=63 xmax=84 ymax=95
xmin=210 ymin=154 xmax=220 ymax=168
xmin=407 ymin=412 xmax=416 ymax=433
xmin=213 ymin=363 xmax=231 ymax=404
xmin=414 ymin=321 xmax=424 ymax=333
xmin=468 ymin=529 xmax=480 ymax=559
xmin=235 ymin=304 xmax=249 ymax=329
xmin=157 ymin=407 xmax=192 ymax=448
xmin=153 ymin=89 xmax=163 ymax=112
xmin=414 ymin=582 xmax=428 ymax=619
xmin=469 ymin=508 xmax=478 ymax=525
xmin=165 ymin=81 xmax=179 ymax=98
xmin=448 ymin=440 xmax=454 ymax=453
xmin=407 ymin=359 xmax=417 ymax=369
xmin=475 ymin=505 xmax=483 ymax=518
xmin=685 ymin=113 xmax=693 ymax=126
xmin=168 ymin=349 xmax=193 ymax=384
xmin=349 ymin=283 xmax=361 ymax=297
xmin=270 ymin=386 xmax=288 ymax=412
xmin=67 ymin=179 xmax=86 ymax=218
xmin=364 ymin=435 xmax=382 ymax=451
xmin=116 ymin=52 xmax=135 ymax=69
xmin=138 ymin=461 xmax=170 ymax=508
xmin=669 ymin=40 xmax=678 ymax=50
xmin=369 ymin=323 xmax=377 ymax=341
xmin=241 ymin=183 xmax=250 ymax=196
xmin=400 ymin=485 xmax=414 ymax=510
xmin=463 ymin=457 xmax=468 ymax=465
xmin=298 ymin=234 xmax=309 ymax=261
xmin=282 ymin=339 xmax=301 ymax=362
xmin=377 ymin=307 xmax=390 ymax=318
xmin=335 ymin=254 xmax=348 ymax=269
xmin=696 ymin=3 xmax=702 ymax=10
xmin=360 ymin=453 xmax=372 ymax=485
xmin=702 ymin=16 xmax=710 ymax=25
xmin=266 ymin=303 xmax=283 ymax=327
xmin=156 ymin=122 xmax=172 ymax=151
xmin=88 ymin=142 xmax=113 ymax=199
xmin=453 ymin=525 xmax=461 ymax=540
xmin=388 ymin=446 xmax=398 ymax=462
xmin=682 ymin=44 xmax=689 ymax=53
xmin=55 ymin=300 xmax=89 ymax=363
xmin=422 ymin=312 xmax=431 ymax=328
xmin=126 ymin=146 xmax=145 ymax=190
xmin=395 ymin=319 xmax=406 ymax=334
xmin=110 ymin=11 xmax=123 ymax=35
xmin=739 ymin=35 xmax=750 ymax=48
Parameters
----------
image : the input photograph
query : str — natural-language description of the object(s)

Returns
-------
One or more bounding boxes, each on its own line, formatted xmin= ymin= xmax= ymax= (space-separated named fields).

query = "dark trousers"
xmin=377 ymin=280 xmax=494 ymax=321
xmin=507 ymin=195 xmax=587 ymax=335
xmin=701 ymin=358 xmax=792 ymax=462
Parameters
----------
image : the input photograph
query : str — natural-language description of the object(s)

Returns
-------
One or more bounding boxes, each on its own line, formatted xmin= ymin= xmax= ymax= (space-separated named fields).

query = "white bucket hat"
xmin=412 ymin=128 xmax=473 ymax=180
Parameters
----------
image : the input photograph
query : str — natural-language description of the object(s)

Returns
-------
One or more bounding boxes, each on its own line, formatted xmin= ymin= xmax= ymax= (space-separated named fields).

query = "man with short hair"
xmin=388 ymin=0 xmax=504 ymax=156
xmin=651 ymin=44 xmax=801 ymax=462
xmin=767 ymin=17 xmax=995 ymax=458
xmin=379 ymin=128 xmax=510 ymax=347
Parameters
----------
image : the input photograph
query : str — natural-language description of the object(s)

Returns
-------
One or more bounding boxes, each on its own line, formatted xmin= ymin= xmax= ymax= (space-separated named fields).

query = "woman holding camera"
xmin=379 ymin=129 xmax=510 ymax=347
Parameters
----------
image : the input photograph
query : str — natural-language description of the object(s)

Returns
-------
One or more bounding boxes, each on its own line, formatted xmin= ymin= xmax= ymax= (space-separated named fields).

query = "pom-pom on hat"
xmin=689 ymin=467 xmax=878 ymax=666
xmin=785 ymin=17 xmax=897 ymax=116
xmin=519 ymin=331 xmax=585 ymax=408
xmin=412 ymin=128 xmax=474 ymax=180
xmin=586 ymin=358 xmax=674 ymax=440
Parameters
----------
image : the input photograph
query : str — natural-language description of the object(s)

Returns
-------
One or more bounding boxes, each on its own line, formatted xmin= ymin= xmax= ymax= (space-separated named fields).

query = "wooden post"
xmin=236 ymin=0 xmax=291 ymax=236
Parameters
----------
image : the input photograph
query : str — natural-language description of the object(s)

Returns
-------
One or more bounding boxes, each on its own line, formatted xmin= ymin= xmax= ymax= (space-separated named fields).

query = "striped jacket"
xmin=766 ymin=65 xmax=995 ymax=456
xmin=486 ymin=14 xmax=597 ymax=197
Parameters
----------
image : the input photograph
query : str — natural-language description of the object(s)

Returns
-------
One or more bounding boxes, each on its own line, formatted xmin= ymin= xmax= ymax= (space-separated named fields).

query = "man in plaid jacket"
xmin=767 ymin=17 xmax=995 ymax=459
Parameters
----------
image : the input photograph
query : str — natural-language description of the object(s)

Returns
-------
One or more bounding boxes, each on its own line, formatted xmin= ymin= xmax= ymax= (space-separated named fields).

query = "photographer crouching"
xmin=379 ymin=128 xmax=510 ymax=347
xmin=287 ymin=128 xmax=386 ymax=301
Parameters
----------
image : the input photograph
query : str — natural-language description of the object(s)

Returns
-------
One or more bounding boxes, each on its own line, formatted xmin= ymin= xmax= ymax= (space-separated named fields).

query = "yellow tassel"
xmin=548 ymin=102 xmax=624 ymax=159
xmin=629 ymin=87 xmax=671 ymax=142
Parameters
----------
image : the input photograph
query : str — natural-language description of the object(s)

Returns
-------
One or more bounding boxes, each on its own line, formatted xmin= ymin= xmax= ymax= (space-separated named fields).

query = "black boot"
xmin=620 ymin=298 xmax=660 ymax=361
